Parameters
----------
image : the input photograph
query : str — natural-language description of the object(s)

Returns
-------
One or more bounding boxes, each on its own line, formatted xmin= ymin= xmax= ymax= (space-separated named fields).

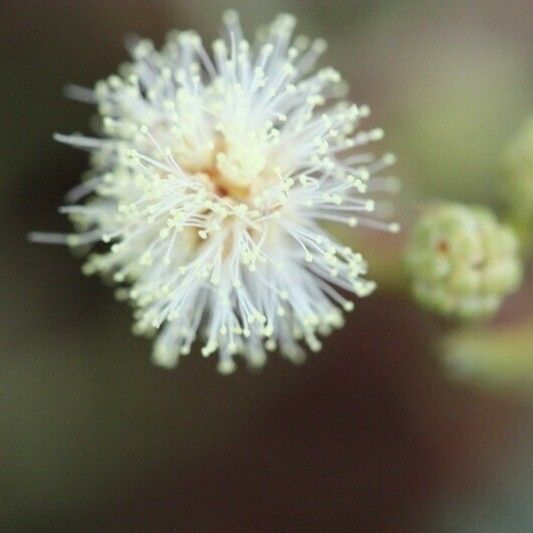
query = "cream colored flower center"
xmin=175 ymin=128 xmax=277 ymax=203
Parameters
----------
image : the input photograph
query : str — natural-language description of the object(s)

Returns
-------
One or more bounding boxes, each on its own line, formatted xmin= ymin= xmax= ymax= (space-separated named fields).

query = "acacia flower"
xmin=31 ymin=12 xmax=398 ymax=372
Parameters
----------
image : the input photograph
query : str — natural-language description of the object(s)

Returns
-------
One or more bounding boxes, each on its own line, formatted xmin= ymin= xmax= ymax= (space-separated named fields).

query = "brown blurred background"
xmin=1 ymin=1 xmax=532 ymax=531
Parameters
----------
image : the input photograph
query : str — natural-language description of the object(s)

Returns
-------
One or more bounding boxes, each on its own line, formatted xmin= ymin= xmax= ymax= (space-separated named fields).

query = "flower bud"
xmin=503 ymin=117 xmax=533 ymax=238
xmin=404 ymin=203 xmax=523 ymax=319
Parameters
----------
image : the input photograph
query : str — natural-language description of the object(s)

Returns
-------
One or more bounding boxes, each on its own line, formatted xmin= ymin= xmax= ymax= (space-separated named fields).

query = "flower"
xmin=404 ymin=203 xmax=522 ymax=320
xmin=31 ymin=12 xmax=398 ymax=372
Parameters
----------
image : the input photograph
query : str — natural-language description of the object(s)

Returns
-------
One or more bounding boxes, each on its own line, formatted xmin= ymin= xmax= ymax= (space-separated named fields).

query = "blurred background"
xmin=1 ymin=0 xmax=532 ymax=530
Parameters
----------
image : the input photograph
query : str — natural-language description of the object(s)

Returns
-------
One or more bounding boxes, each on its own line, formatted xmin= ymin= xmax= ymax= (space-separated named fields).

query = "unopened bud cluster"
xmin=404 ymin=204 xmax=522 ymax=319
xmin=503 ymin=117 xmax=533 ymax=239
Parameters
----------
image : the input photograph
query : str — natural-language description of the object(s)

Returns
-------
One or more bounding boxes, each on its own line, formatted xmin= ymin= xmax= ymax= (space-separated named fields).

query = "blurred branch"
xmin=440 ymin=319 xmax=533 ymax=393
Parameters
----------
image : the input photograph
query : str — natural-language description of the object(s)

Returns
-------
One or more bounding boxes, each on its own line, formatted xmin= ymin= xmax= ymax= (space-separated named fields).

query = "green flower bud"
xmin=503 ymin=118 xmax=533 ymax=238
xmin=404 ymin=203 xmax=523 ymax=320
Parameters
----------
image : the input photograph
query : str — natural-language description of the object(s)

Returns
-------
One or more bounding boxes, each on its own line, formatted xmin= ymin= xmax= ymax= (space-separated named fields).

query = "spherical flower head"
xmin=32 ymin=12 xmax=398 ymax=372
xmin=503 ymin=117 xmax=533 ymax=236
xmin=404 ymin=203 xmax=523 ymax=320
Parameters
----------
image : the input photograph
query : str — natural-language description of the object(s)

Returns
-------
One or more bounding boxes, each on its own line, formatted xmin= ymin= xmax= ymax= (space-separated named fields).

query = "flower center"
xmin=176 ymin=129 xmax=276 ymax=204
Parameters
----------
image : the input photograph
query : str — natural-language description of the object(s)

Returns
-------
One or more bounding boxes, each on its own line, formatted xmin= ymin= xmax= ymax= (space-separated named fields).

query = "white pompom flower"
xmin=32 ymin=12 xmax=399 ymax=373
